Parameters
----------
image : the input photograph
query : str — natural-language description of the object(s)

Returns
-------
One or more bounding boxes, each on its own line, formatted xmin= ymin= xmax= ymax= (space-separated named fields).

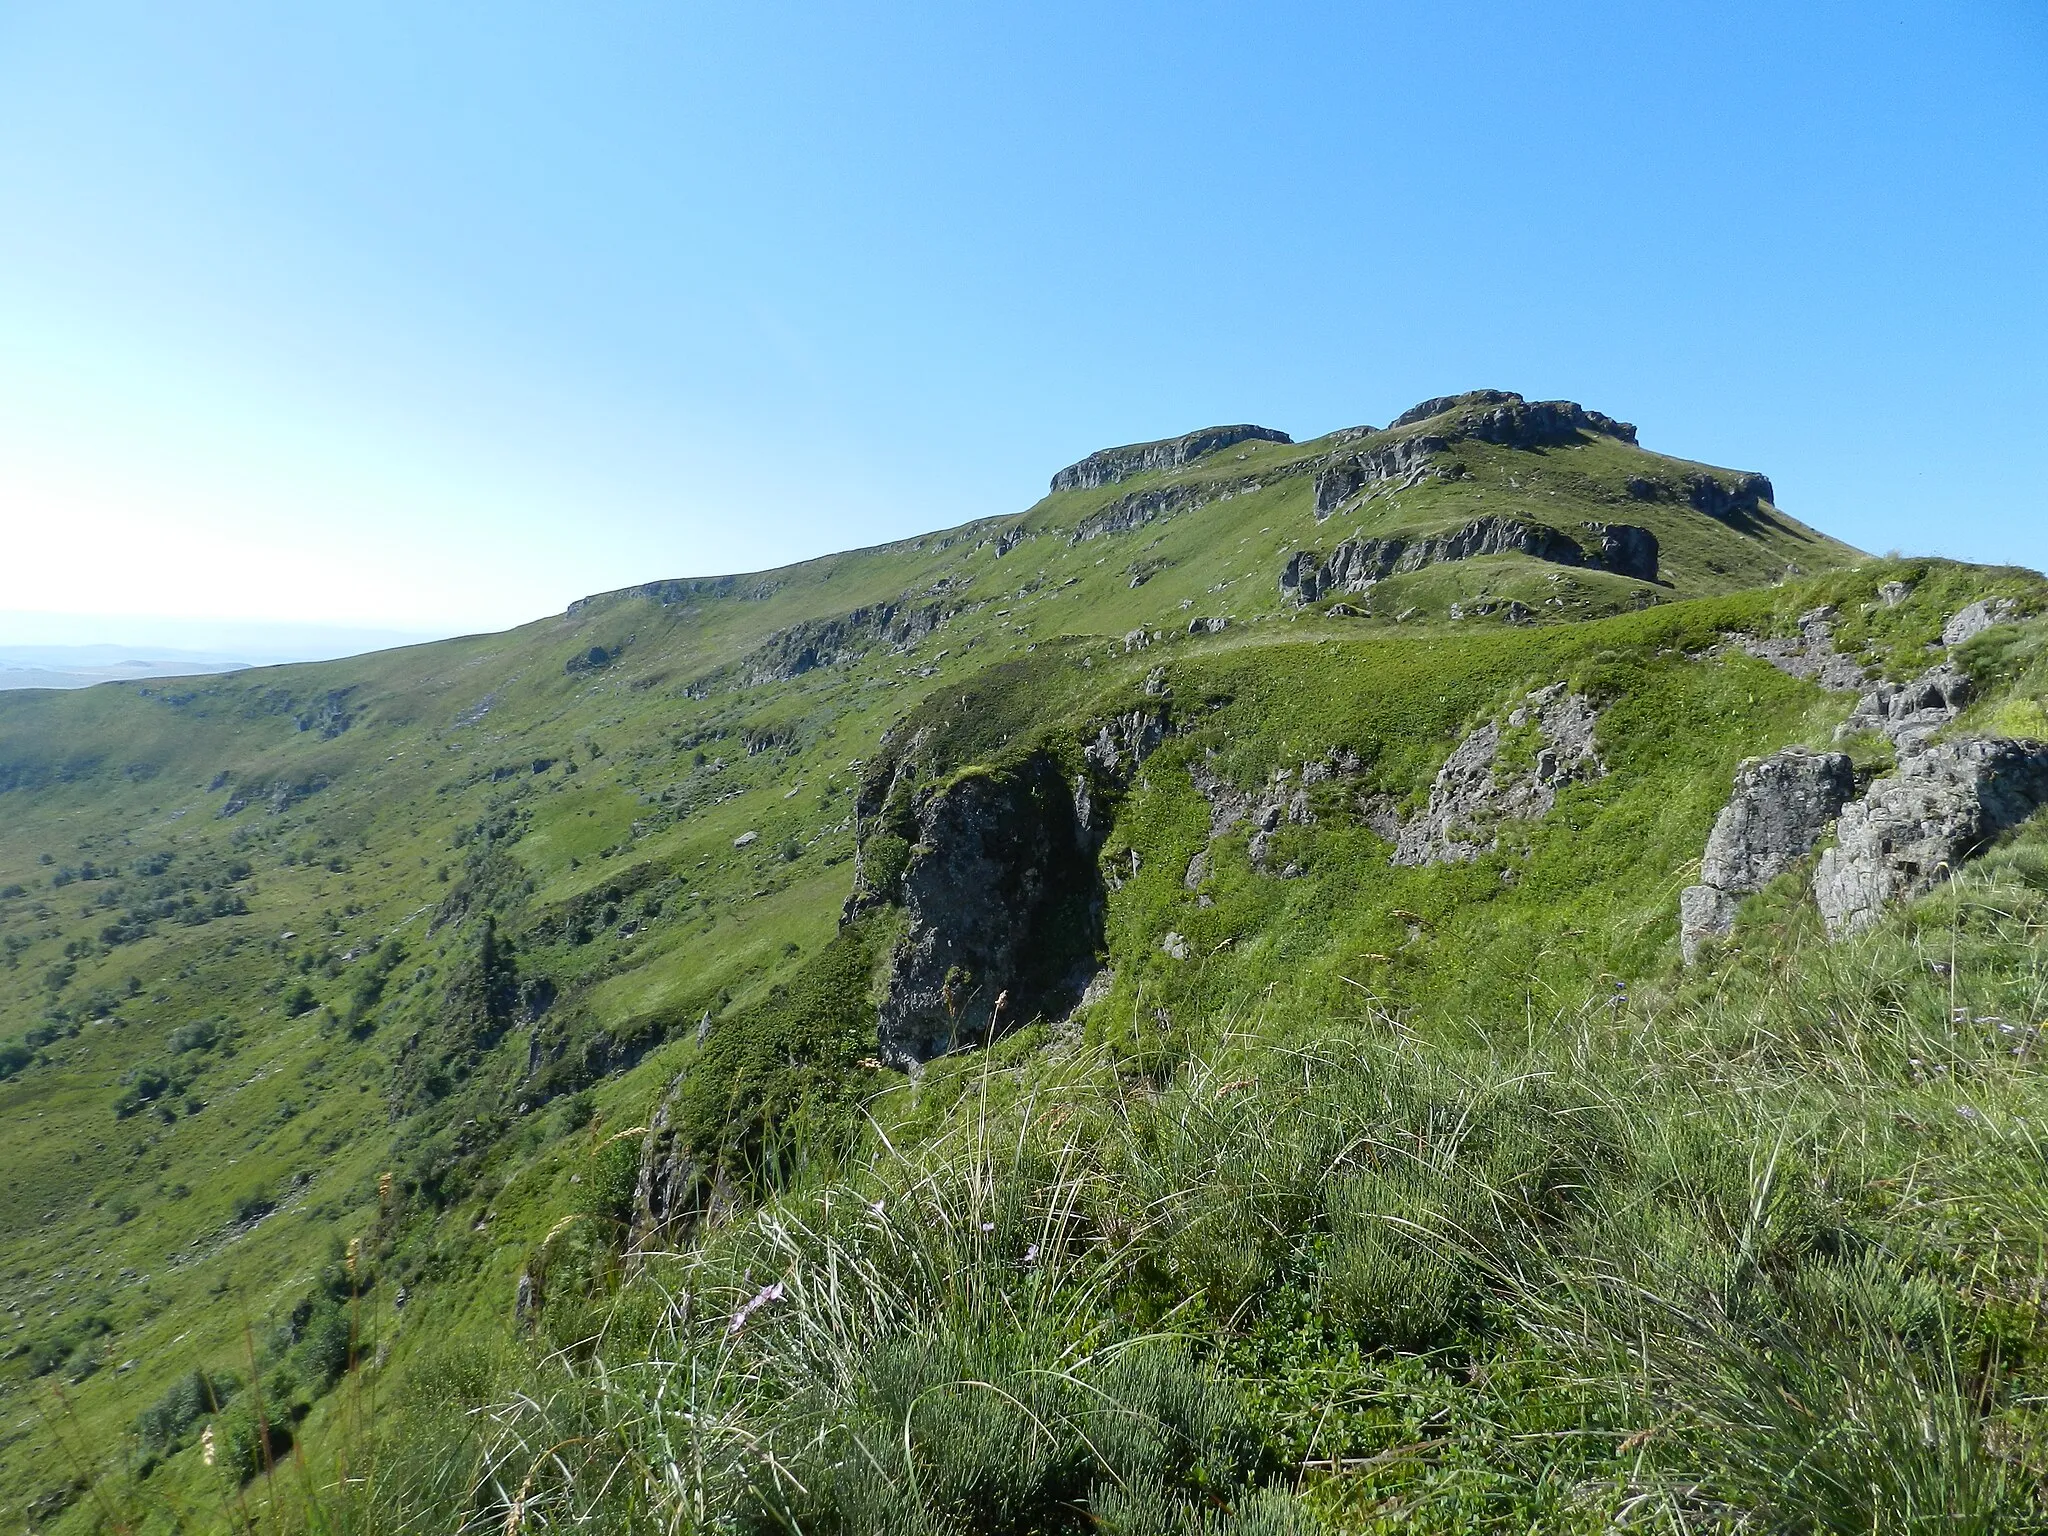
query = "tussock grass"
xmin=319 ymin=839 xmax=2048 ymax=1533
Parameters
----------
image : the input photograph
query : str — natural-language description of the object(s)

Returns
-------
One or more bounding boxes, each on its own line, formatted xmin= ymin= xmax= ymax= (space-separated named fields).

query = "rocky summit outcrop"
xmin=1678 ymin=748 xmax=1856 ymax=961
xmin=872 ymin=752 xmax=1103 ymax=1067
xmin=1313 ymin=393 xmax=1638 ymax=520
xmin=1814 ymin=738 xmax=2048 ymax=937
xmin=1394 ymin=685 xmax=1603 ymax=866
xmin=1050 ymin=425 xmax=1293 ymax=494
xmin=1279 ymin=518 xmax=1658 ymax=604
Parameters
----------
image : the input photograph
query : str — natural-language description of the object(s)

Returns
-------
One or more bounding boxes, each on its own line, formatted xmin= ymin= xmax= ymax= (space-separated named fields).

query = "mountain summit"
xmin=3 ymin=394 xmax=2046 ymax=1531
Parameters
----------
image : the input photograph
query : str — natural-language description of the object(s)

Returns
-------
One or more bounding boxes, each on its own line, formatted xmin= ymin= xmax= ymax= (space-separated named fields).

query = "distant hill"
xmin=0 ymin=645 xmax=256 ymax=691
xmin=3 ymin=393 xmax=2046 ymax=1532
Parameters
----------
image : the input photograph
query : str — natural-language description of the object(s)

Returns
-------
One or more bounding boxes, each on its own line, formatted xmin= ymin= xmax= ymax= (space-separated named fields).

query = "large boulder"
xmin=1679 ymin=748 xmax=1856 ymax=961
xmin=1814 ymin=738 xmax=2048 ymax=936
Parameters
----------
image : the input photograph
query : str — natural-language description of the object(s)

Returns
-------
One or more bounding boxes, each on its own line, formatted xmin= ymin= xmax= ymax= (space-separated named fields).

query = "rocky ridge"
xmin=1050 ymin=425 xmax=1293 ymax=494
xmin=1311 ymin=391 xmax=1639 ymax=520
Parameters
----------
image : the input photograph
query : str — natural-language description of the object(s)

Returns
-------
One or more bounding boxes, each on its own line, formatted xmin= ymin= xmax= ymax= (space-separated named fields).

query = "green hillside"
xmin=6 ymin=393 xmax=2048 ymax=1533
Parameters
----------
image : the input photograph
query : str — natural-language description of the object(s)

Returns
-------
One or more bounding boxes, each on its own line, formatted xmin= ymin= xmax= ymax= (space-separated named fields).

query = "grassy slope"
xmin=0 ymin=408 xmax=2005 ymax=1529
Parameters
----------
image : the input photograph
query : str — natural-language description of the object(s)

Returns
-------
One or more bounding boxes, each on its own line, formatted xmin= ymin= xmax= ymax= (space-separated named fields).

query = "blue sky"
xmin=1 ymin=2 xmax=2043 ymax=643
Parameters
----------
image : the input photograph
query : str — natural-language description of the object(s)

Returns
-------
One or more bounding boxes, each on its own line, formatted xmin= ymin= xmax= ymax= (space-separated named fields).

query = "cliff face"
xmin=1050 ymin=424 xmax=1293 ymax=494
xmin=870 ymin=752 xmax=1104 ymax=1067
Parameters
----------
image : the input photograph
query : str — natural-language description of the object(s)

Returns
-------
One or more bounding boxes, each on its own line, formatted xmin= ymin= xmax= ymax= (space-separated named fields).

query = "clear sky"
xmin=1 ymin=2 xmax=2043 ymax=644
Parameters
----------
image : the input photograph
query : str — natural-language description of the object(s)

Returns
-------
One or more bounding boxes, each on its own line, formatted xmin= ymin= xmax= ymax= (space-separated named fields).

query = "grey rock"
xmin=1384 ymin=390 xmax=1638 ymax=444
xmin=628 ymin=1070 xmax=739 ymax=1259
xmin=1311 ymin=434 xmax=1449 ymax=518
xmin=1732 ymin=607 xmax=1869 ymax=692
xmin=1836 ymin=664 xmax=1973 ymax=752
xmin=1076 ymin=703 xmax=1171 ymax=843
xmin=1083 ymin=705 xmax=1169 ymax=779
xmin=1814 ymin=737 xmax=2048 ymax=936
xmin=1312 ymin=393 xmax=1636 ymax=521
xmin=1161 ymin=932 xmax=1190 ymax=961
xmin=1051 ymin=425 xmax=1292 ymax=494
xmin=743 ymin=599 xmax=951 ymax=684
xmin=1189 ymin=616 xmax=1229 ymax=635
xmin=1281 ymin=517 xmax=1656 ymax=604
xmin=1679 ymin=747 xmax=1855 ymax=961
xmin=1878 ymin=580 xmax=1913 ymax=607
xmin=1678 ymin=885 xmax=1740 ymax=960
xmin=875 ymin=753 xmax=1102 ymax=1067
xmin=1394 ymin=685 xmax=1602 ymax=866
xmin=1942 ymin=598 xmax=2019 ymax=648
xmin=1586 ymin=522 xmax=1661 ymax=583
xmin=1685 ymin=471 xmax=1777 ymax=522
xmin=1187 ymin=746 xmax=1360 ymax=872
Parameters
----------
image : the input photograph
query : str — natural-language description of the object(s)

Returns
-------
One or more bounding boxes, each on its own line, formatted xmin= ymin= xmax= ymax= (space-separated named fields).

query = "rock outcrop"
xmin=1683 ymin=472 xmax=1776 ymax=523
xmin=1942 ymin=598 xmax=2020 ymax=648
xmin=873 ymin=753 xmax=1103 ymax=1067
xmin=1311 ymin=435 xmax=1451 ymax=518
xmin=1050 ymin=425 xmax=1292 ymax=494
xmin=1678 ymin=748 xmax=1856 ymax=961
xmin=1813 ymin=739 xmax=2048 ymax=936
xmin=1394 ymin=686 xmax=1603 ymax=866
xmin=1185 ymin=748 xmax=1364 ymax=875
xmin=1279 ymin=518 xmax=1658 ymax=604
xmin=1075 ymin=704 xmax=1171 ymax=844
xmin=628 ymin=1073 xmax=738 ymax=1258
xmin=1312 ymin=392 xmax=1639 ymax=520
xmin=742 ymin=600 xmax=951 ymax=684
xmin=1732 ymin=606 xmax=1869 ymax=692
xmin=1836 ymin=664 xmax=1974 ymax=752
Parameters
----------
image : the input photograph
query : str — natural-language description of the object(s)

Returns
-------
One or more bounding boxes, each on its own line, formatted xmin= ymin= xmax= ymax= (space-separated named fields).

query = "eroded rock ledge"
xmin=1279 ymin=518 xmax=1658 ymax=605
xmin=1050 ymin=425 xmax=1293 ymax=494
